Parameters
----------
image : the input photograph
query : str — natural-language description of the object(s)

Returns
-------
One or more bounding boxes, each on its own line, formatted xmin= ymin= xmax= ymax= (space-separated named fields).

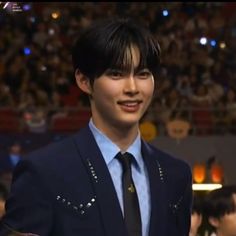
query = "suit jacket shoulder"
xmin=0 ymin=127 xmax=126 ymax=236
xmin=143 ymin=141 xmax=192 ymax=179
xmin=141 ymin=141 xmax=192 ymax=236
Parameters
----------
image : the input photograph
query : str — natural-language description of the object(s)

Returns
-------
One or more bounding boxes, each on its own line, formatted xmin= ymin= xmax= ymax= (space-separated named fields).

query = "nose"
xmin=123 ymin=76 xmax=139 ymax=96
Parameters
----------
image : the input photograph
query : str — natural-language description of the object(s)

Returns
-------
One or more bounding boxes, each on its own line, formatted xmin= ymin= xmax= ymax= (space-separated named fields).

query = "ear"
xmin=209 ymin=216 xmax=220 ymax=228
xmin=75 ymin=69 xmax=92 ymax=95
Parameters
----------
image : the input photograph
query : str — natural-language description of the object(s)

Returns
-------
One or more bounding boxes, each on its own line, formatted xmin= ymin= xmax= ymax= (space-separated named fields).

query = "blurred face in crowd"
xmin=10 ymin=143 xmax=21 ymax=155
xmin=76 ymin=46 xmax=154 ymax=134
xmin=0 ymin=199 xmax=5 ymax=219
xmin=196 ymin=85 xmax=208 ymax=96
xmin=189 ymin=212 xmax=202 ymax=236
xmin=227 ymin=89 xmax=236 ymax=102
xmin=209 ymin=194 xmax=236 ymax=236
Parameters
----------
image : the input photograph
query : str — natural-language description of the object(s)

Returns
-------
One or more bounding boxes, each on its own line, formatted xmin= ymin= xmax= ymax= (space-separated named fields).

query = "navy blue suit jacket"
xmin=0 ymin=154 xmax=20 ymax=174
xmin=0 ymin=125 xmax=192 ymax=236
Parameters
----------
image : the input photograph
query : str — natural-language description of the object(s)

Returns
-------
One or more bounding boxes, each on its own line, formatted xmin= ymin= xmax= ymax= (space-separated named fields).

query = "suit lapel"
xmin=141 ymin=141 xmax=168 ymax=236
xmin=73 ymin=126 xmax=127 ymax=236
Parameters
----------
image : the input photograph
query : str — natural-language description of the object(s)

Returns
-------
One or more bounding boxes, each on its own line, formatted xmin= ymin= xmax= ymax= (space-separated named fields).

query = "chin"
xmin=115 ymin=117 xmax=140 ymax=129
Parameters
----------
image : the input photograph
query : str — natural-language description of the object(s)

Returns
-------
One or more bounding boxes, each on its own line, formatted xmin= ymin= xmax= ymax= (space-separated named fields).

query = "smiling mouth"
xmin=117 ymin=100 xmax=143 ymax=112
xmin=117 ymin=100 xmax=142 ymax=106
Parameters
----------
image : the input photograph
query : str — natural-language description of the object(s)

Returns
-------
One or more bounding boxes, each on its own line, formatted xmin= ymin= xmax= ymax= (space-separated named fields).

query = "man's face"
xmin=88 ymin=47 xmax=155 ymax=133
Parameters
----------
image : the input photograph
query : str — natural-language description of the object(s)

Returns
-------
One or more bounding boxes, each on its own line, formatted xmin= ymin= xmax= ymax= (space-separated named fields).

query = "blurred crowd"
xmin=0 ymin=2 xmax=236 ymax=135
xmin=190 ymin=186 xmax=236 ymax=236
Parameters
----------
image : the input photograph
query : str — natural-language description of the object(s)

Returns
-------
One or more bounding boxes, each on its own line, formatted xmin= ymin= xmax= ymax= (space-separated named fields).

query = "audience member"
xmin=190 ymin=194 xmax=203 ymax=236
xmin=0 ymin=142 xmax=23 ymax=174
xmin=204 ymin=185 xmax=236 ymax=236
xmin=0 ymin=183 xmax=8 ymax=219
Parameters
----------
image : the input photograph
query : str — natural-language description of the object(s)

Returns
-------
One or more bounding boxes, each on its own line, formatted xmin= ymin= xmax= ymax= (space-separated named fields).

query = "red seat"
xmin=192 ymin=105 xmax=213 ymax=135
xmin=68 ymin=109 xmax=91 ymax=119
xmin=0 ymin=116 xmax=21 ymax=133
xmin=50 ymin=115 xmax=90 ymax=133
xmin=0 ymin=107 xmax=19 ymax=117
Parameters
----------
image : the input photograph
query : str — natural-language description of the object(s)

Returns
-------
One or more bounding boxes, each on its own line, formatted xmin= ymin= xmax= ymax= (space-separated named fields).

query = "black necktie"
xmin=116 ymin=152 xmax=142 ymax=236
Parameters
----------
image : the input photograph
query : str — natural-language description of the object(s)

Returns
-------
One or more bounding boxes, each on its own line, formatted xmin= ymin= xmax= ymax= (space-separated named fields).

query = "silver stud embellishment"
xmin=56 ymin=194 xmax=97 ymax=215
xmin=87 ymin=159 xmax=99 ymax=183
xmin=169 ymin=196 xmax=183 ymax=214
xmin=156 ymin=160 xmax=164 ymax=182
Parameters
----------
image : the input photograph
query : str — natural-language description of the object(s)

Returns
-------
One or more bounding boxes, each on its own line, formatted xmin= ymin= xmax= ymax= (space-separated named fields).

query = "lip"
xmin=117 ymin=100 xmax=142 ymax=104
xmin=117 ymin=100 xmax=142 ymax=112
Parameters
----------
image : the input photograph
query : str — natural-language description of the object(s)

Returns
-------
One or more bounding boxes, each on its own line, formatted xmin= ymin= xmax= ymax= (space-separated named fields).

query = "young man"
xmin=0 ymin=17 xmax=192 ymax=236
xmin=205 ymin=185 xmax=236 ymax=236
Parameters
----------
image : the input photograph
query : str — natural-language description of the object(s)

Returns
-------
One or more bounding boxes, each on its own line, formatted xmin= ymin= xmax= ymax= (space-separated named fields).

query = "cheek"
xmin=191 ymin=214 xmax=201 ymax=228
xmin=94 ymin=83 xmax=118 ymax=101
xmin=191 ymin=216 xmax=197 ymax=226
xmin=221 ymin=214 xmax=236 ymax=231
xmin=229 ymin=214 xmax=236 ymax=229
xmin=0 ymin=202 xmax=5 ymax=217
xmin=107 ymin=87 xmax=120 ymax=97
xmin=141 ymin=80 xmax=155 ymax=97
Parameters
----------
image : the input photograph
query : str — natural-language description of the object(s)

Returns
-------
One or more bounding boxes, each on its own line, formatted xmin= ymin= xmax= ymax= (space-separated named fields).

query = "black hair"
xmin=0 ymin=182 xmax=8 ymax=201
xmin=72 ymin=17 xmax=161 ymax=83
xmin=192 ymin=194 xmax=203 ymax=215
xmin=204 ymin=185 xmax=236 ymax=219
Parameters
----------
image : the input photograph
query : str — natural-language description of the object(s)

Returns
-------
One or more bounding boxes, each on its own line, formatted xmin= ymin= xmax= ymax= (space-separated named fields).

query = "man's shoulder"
xmin=23 ymin=134 xmax=77 ymax=165
xmin=24 ymin=126 xmax=90 ymax=165
xmin=144 ymin=142 xmax=192 ymax=188
xmin=144 ymin=141 xmax=191 ymax=171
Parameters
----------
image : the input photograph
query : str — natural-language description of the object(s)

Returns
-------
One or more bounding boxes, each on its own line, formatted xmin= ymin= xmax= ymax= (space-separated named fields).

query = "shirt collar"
xmin=89 ymin=119 xmax=143 ymax=171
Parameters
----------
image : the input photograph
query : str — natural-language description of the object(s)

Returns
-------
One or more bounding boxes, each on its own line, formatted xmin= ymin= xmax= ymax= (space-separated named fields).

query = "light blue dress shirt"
xmin=89 ymin=119 xmax=151 ymax=236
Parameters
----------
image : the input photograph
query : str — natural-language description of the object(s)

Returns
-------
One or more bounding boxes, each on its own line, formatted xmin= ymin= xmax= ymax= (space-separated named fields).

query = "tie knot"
xmin=116 ymin=152 xmax=133 ymax=171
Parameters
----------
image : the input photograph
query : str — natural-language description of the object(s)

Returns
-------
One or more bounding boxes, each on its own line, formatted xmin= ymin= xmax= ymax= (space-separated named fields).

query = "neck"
xmin=92 ymin=119 xmax=139 ymax=151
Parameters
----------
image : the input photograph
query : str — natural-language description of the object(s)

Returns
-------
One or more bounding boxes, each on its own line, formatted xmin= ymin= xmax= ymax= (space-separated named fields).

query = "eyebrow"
xmin=105 ymin=67 xmax=151 ymax=75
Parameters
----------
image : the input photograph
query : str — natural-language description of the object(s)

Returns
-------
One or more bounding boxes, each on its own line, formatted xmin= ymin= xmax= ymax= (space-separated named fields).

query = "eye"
xmin=136 ymin=70 xmax=152 ymax=79
xmin=105 ymin=69 xmax=123 ymax=79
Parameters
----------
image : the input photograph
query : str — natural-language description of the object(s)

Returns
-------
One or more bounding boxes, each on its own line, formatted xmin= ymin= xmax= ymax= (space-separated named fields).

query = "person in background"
xmin=0 ymin=17 xmax=192 ymax=236
xmin=0 ymin=142 xmax=22 ymax=174
xmin=0 ymin=183 xmax=8 ymax=219
xmin=0 ymin=142 xmax=23 ymax=191
xmin=204 ymin=185 xmax=236 ymax=236
xmin=190 ymin=194 xmax=203 ymax=236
